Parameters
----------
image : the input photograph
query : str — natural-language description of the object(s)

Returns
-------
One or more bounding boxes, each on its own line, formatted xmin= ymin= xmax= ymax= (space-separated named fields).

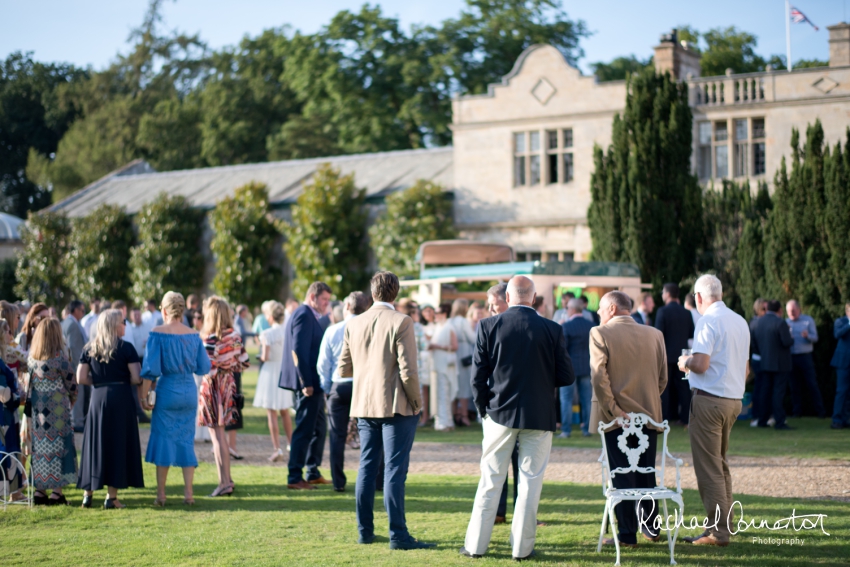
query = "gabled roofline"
xmin=45 ymin=159 xmax=155 ymax=214
xmin=454 ymin=44 xmax=585 ymax=101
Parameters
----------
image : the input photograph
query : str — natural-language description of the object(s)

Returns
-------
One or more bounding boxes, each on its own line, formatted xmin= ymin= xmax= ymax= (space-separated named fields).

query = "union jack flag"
xmin=790 ymin=6 xmax=819 ymax=31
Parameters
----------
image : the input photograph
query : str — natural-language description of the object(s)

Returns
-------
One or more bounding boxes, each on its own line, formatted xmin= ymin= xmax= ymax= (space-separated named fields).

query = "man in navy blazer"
xmin=831 ymin=303 xmax=850 ymax=429
xmin=654 ymin=283 xmax=695 ymax=424
xmin=280 ymin=281 xmax=333 ymax=489
xmin=461 ymin=276 xmax=574 ymax=561
xmin=751 ymin=300 xmax=794 ymax=430
xmin=561 ymin=298 xmax=596 ymax=437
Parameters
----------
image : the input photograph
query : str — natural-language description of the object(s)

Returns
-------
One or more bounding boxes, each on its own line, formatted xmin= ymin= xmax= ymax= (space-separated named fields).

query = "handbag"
xmin=232 ymin=392 xmax=245 ymax=410
xmin=146 ymin=389 xmax=156 ymax=408
xmin=460 ymin=355 xmax=473 ymax=367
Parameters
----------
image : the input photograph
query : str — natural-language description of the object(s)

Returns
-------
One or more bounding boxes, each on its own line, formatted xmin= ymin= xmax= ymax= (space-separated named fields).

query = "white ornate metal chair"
xmin=1 ymin=450 xmax=31 ymax=510
xmin=596 ymin=412 xmax=684 ymax=566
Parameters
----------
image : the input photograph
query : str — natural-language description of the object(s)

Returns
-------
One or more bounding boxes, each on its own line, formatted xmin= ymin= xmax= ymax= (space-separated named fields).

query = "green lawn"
xmin=1 ymin=466 xmax=845 ymax=566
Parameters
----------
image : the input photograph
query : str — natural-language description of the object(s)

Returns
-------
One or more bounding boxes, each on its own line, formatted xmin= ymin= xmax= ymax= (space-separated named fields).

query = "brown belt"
xmin=693 ymin=388 xmax=734 ymax=400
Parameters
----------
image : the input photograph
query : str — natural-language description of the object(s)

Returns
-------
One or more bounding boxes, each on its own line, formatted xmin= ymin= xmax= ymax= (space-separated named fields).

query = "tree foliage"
xmin=588 ymin=68 xmax=703 ymax=290
xmin=14 ymin=211 xmax=71 ymax=306
xmin=284 ymin=164 xmax=369 ymax=299
xmin=0 ymin=258 xmax=19 ymax=302
xmin=591 ymin=55 xmax=653 ymax=82
xmin=210 ymin=182 xmax=283 ymax=307
xmin=369 ymin=180 xmax=456 ymax=278
xmin=67 ymin=204 xmax=134 ymax=301
xmin=129 ymin=193 xmax=205 ymax=306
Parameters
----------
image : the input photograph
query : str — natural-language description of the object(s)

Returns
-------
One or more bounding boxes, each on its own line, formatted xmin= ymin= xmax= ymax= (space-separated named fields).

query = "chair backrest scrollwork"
xmin=598 ymin=412 xmax=671 ymax=485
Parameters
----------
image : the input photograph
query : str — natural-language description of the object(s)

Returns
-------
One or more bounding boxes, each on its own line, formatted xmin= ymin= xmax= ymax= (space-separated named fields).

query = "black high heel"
xmin=104 ymin=498 xmax=125 ymax=509
xmin=47 ymin=492 xmax=67 ymax=506
xmin=33 ymin=491 xmax=49 ymax=506
xmin=81 ymin=494 xmax=93 ymax=508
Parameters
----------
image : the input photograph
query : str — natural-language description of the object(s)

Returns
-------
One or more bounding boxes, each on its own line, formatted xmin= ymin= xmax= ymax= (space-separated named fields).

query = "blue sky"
xmin=1 ymin=1 xmax=844 ymax=74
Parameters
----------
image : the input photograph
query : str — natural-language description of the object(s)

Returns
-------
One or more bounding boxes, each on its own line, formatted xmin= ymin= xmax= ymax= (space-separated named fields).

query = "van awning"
xmin=415 ymin=240 xmax=515 ymax=265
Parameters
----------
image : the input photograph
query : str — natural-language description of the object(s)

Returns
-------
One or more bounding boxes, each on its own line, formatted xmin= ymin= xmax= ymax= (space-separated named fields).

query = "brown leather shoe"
xmin=642 ymin=531 xmax=660 ymax=542
xmin=287 ymin=480 xmax=317 ymax=490
xmin=494 ymin=516 xmax=506 ymax=524
xmin=602 ymin=538 xmax=637 ymax=549
xmin=689 ymin=534 xmax=729 ymax=547
xmin=308 ymin=476 xmax=332 ymax=485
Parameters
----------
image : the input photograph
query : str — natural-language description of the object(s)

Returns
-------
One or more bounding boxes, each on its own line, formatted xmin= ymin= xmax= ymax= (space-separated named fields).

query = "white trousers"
xmin=464 ymin=416 xmax=553 ymax=558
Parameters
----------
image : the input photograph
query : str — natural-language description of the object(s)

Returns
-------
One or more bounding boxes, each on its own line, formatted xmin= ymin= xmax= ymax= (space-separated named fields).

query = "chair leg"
xmin=597 ymin=499 xmax=610 ymax=552
xmin=608 ymin=502 xmax=621 ymax=567
xmin=662 ymin=499 xmax=676 ymax=565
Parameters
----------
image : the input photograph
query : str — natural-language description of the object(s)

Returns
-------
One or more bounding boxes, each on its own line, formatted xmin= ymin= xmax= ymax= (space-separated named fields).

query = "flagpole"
xmin=786 ymin=0 xmax=792 ymax=71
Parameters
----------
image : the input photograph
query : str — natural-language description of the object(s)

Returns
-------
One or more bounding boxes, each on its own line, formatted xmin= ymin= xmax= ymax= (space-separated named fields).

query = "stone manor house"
xmin=51 ymin=23 xmax=850 ymax=283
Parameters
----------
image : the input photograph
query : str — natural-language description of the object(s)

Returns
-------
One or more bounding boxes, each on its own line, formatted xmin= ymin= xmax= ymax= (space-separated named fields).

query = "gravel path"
xmin=122 ymin=430 xmax=850 ymax=502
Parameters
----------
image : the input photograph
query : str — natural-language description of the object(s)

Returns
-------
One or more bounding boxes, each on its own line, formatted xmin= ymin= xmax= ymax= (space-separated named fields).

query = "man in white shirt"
xmin=317 ymin=291 xmax=371 ymax=492
xmin=141 ymin=299 xmax=163 ymax=327
xmin=81 ymin=298 xmax=101 ymax=339
xmin=130 ymin=308 xmax=149 ymax=359
xmin=678 ymin=274 xmax=749 ymax=548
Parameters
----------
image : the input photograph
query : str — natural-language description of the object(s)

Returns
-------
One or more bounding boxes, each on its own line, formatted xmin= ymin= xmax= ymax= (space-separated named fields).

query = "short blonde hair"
xmin=161 ymin=291 xmax=186 ymax=322
xmin=202 ymin=296 xmax=233 ymax=338
xmin=29 ymin=318 xmax=65 ymax=361
xmin=694 ymin=274 xmax=723 ymax=301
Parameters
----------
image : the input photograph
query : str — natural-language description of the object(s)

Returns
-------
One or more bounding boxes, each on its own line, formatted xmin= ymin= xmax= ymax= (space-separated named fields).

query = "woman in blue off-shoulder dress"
xmin=139 ymin=291 xmax=211 ymax=506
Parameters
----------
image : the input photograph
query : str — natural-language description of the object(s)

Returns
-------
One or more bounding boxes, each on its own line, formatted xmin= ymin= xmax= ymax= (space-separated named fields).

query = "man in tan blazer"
xmin=590 ymin=290 xmax=667 ymax=549
xmin=338 ymin=271 xmax=433 ymax=551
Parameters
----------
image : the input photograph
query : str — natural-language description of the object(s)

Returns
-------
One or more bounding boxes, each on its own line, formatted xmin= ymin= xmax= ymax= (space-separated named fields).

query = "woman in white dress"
xmin=448 ymin=299 xmax=476 ymax=426
xmin=429 ymin=303 xmax=458 ymax=431
xmin=251 ymin=301 xmax=293 ymax=462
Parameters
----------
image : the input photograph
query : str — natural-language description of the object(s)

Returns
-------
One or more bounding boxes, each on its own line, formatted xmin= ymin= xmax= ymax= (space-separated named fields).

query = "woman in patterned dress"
xmin=27 ymin=318 xmax=77 ymax=505
xmin=199 ymin=297 xmax=249 ymax=497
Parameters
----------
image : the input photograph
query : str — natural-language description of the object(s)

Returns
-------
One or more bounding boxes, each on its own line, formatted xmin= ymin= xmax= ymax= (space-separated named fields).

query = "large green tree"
xmin=590 ymin=55 xmax=653 ymax=82
xmin=588 ymin=68 xmax=703 ymax=290
xmin=210 ymin=182 xmax=283 ymax=307
xmin=15 ymin=211 xmax=72 ymax=306
xmin=369 ymin=180 xmax=456 ymax=278
xmin=284 ymin=164 xmax=369 ymax=298
xmin=0 ymin=52 xmax=85 ymax=216
xmin=67 ymin=204 xmax=135 ymax=301
xmin=129 ymin=193 xmax=205 ymax=305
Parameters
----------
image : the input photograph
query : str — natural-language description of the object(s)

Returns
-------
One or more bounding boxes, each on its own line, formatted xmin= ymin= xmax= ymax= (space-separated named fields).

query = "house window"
xmin=752 ymin=118 xmax=766 ymax=175
xmin=513 ymin=132 xmax=526 ymax=187
xmin=734 ymin=119 xmax=748 ymax=177
xmin=698 ymin=122 xmax=712 ymax=179
xmin=529 ymin=131 xmax=541 ymax=185
xmin=714 ymin=121 xmax=729 ymax=178
xmin=546 ymin=130 xmax=559 ymax=184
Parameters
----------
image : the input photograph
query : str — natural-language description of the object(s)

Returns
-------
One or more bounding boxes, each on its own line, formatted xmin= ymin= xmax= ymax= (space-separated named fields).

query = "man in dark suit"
xmin=280 ymin=281 xmax=332 ymax=489
xmin=64 ymin=300 xmax=88 ymax=432
xmin=461 ymin=276 xmax=574 ymax=561
xmin=751 ymin=300 xmax=794 ymax=430
xmin=631 ymin=292 xmax=654 ymax=325
xmin=830 ymin=303 xmax=850 ymax=429
xmin=561 ymin=298 xmax=596 ymax=437
xmin=654 ymin=283 xmax=695 ymax=424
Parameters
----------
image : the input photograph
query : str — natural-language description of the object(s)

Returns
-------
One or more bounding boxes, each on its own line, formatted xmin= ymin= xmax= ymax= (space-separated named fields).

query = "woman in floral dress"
xmin=27 ymin=318 xmax=77 ymax=505
xmin=199 ymin=297 xmax=249 ymax=497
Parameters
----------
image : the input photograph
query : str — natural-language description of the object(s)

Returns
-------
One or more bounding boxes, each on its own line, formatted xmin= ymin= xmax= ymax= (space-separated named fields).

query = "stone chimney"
xmin=654 ymin=29 xmax=701 ymax=80
xmin=828 ymin=23 xmax=850 ymax=67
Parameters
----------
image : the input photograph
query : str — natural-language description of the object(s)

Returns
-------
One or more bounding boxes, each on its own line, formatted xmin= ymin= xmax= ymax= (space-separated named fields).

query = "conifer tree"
xmin=588 ymin=68 xmax=703 ymax=290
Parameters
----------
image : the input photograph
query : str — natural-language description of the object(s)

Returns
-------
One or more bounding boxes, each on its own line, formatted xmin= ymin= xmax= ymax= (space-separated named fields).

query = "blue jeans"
xmin=577 ymin=375 xmax=592 ymax=434
xmin=833 ymin=368 xmax=850 ymax=426
xmin=559 ymin=382 xmax=575 ymax=435
xmin=356 ymin=414 xmax=418 ymax=542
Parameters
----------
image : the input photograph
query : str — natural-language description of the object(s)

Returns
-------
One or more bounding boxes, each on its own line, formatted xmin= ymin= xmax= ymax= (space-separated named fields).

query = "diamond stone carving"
xmin=812 ymin=77 xmax=838 ymax=94
xmin=531 ymin=78 xmax=556 ymax=105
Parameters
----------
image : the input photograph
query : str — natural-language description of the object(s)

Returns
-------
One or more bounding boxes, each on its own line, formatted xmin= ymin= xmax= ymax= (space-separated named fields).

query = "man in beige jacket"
xmin=338 ymin=271 xmax=433 ymax=551
xmin=590 ymin=290 xmax=667 ymax=549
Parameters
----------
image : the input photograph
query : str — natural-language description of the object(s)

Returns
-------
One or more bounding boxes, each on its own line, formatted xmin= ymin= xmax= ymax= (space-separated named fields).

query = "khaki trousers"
xmin=464 ymin=416 xmax=552 ymax=558
xmin=688 ymin=393 xmax=742 ymax=543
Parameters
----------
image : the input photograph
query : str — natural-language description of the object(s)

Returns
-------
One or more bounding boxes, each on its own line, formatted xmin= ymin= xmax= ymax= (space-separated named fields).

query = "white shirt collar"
xmin=568 ymin=313 xmax=584 ymax=321
xmin=373 ymin=301 xmax=395 ymax=310
xmin=509 ymin=304 xmax=535 ymax=310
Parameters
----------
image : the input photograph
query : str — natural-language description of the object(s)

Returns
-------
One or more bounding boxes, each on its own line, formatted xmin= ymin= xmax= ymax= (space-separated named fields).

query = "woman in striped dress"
xmin=198 ymin=297 xmax=249 ymax=497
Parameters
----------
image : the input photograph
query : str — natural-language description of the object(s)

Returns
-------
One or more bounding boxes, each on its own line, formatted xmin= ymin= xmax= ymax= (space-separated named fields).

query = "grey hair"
xmin=603 ymin=291 xmax=632 ymax=313
xmin=694 ymin=274 xmax=723 ymax=301
xmin=487 ymin=282 xmax=508 ymax=302
xmin=567 ymin=298 xmax=583 ymax=311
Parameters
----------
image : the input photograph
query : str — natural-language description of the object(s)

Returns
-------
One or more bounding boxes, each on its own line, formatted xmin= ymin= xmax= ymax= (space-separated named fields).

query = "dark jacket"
xmin=631 ymin=311 xmax=652 ymax=326
xmin=831 ymin=316 xmax=850 ymax=369
xmin=654 ymin=301 xmax=695 ymax=371
xmin=472 ymin=306 xmax=574 ymax=431
xmin=561 ymin=316 xmax=596 ymax=377
xmin=279 ymin=304 xmax=325 ymax=392
xmin=751 ymin=312 xmax=793 ymax=373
